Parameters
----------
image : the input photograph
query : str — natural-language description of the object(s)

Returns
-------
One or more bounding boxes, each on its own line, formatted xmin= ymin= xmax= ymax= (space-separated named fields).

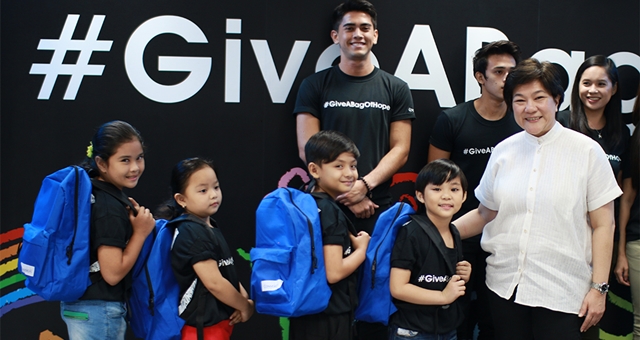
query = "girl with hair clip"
xmin=61 ymin=120 xmax=156 ymax=340
xmin=156 ymin=157 xmax=253 ymax=340
xmin=614 ymin=84 xmax=640 ymax=340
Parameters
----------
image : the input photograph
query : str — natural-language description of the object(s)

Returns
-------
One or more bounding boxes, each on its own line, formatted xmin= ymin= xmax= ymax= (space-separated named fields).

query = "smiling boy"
xmin=289 ymin=130 xmax=371 ymax=340
xmin=389 ymin=159 xmax=471 ymax=340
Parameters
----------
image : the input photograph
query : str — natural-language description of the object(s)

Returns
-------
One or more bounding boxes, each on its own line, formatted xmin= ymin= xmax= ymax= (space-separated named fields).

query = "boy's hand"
xmin=456 ymin=261 xmax=471 ymax=283
xmin=350 ymin=231 xmax=371 ymax=250
xmin=127 ymin=197 xmax=155 ymax=237
xmin=441 ymin=275 xmax=466 ymax=304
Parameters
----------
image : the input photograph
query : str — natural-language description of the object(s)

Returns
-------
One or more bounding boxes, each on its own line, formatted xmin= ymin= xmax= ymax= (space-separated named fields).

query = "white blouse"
xmin=476 ymin=122 xmax=622 ymax=314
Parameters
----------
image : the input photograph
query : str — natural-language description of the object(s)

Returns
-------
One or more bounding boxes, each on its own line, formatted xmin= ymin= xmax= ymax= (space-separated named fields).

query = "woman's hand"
xmin=614 ymin=253 xmax=630 ymax=286
xmin=578 ymin=289 xmax=607 ymax=332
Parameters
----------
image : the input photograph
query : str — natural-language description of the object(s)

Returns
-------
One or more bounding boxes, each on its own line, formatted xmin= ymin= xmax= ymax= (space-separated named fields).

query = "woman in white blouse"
xmin=454 ymin=58 xmax=622 ymax=339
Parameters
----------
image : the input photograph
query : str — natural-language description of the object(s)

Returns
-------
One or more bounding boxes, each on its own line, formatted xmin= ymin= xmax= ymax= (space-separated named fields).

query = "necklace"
xmin=594 ymin=128 xmax=603 ymax=139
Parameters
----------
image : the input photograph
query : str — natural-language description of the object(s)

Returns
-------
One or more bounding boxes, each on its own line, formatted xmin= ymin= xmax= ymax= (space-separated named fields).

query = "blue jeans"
xmin=388 ymin=325 xmax=457 ymax=340
xmin=61 ymin=300 xmax=127 ymax=340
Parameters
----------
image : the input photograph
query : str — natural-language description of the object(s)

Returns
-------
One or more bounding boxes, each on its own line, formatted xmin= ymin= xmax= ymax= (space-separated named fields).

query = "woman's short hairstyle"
xmin=504 ymin=58 xmax=565 ymax=112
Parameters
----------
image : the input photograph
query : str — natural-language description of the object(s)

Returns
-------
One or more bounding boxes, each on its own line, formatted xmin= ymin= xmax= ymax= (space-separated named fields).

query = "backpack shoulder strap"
xmin=310 ymin=191 xmax=357 ymax=236
xmin=410 ymin=215 xmax=457 ymax=275
xmin=452 ymin=224 xmax=464 ymax=263
xmin=91 ymin=179 xmax=138 ymax=216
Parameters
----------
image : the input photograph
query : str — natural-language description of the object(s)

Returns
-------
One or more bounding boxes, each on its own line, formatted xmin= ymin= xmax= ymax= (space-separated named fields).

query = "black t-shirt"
xmin=390 ymin=215 xmax=464 ymax=334
xmin=80 ymin=180 xmax=133 ymax=301
xmin=170 ymin=214 xmax=240 ymax=327
xmin=429 ymin=100 xmax=522 ymax=220
xmin=557 ymin=110 xmax=631 ymax=235
xmin=313 ymin=192 xmax=357 ymax=315
xmin=293 ymin=65 xmax=415 ymax=204
xmin=557 ymin=110 xmax=630 ymax=177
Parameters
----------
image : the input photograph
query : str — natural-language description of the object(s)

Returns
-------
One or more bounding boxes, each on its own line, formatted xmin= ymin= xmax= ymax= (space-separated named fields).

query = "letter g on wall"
xmin=124 ymin=15 xmax=212 ymax=103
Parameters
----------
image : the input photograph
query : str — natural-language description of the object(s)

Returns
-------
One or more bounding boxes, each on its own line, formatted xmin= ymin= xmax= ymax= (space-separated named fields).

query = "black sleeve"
xmin=390 ymin=80 xmax=415 ymax=122
xmin=317 ymin=198 xmax=347 ymax=246
xmin=92 ymin=195 xmax=131 ymax=251
xmin=429 ymin=111 xmax=454 ymax=152
xmin=293 ymin=77 xmax=321 ymax=118
xmin=172 ymin=223 xmax=221 ymax=267
xmin=390 ymin=223 xmax=418 ymax=270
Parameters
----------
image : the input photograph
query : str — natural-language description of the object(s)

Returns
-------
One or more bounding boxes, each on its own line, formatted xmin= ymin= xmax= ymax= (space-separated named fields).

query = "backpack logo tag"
xmin=260 ymin=279 xmax=283 ymax=292
xmin=21 ymin=263 xmax=35 ymax=277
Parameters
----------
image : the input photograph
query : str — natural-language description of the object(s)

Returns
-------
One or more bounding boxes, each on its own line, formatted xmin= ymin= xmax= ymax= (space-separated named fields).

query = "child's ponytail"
xmin=155 ymin=157 xmax=216 ymax=221
xmin=155 ymin=200 xmax=184 ymax=220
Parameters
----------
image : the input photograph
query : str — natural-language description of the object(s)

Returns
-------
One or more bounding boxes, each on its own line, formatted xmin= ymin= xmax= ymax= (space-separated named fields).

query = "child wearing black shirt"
xmin=389 ymin=159 xmax=471 ymax=339
xmin=157 ymin=157 xmax=254 ymax=340
xmin=289 ymin=131 xmax=371 ymax=340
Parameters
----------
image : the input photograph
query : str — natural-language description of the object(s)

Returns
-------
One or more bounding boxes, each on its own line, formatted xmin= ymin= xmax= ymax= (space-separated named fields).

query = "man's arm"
xmin=337 ymin=119 xmax=412 ymax=207
xmin=295 ymin=113 xmax=320 ymax=164
xmin=428 ymin=144 xmax=451 ymax=163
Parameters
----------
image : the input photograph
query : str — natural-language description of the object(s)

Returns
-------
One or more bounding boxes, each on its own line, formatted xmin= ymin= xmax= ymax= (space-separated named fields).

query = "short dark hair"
xmin=473 ymin=40 xmax=521 ymax=79
xmin=82 ymin=120 xmax=144 ymax=177
xmin=570 ymin=55 xmax=624 ymax=147
xmin=305 ymin=130 xmax=360 ymax=166
xmin=504 ymin=58 xmax=565 ymax=112
xmin=332 ymin=0 xmax=377 ymax=31
xmin=415 ymin=159 xmax=468 ymax=194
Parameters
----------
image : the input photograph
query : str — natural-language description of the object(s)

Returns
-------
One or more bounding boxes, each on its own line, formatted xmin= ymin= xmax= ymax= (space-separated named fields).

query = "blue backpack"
xmin=250 ymin=187 xmax=332 ymax=317
xmin=129 ymin=218 xmax=185 ymax=340
xmin=19 ymin=166 xmax=134 ymax=301
xmin=355 ymin=201 xmax=415 ymax=325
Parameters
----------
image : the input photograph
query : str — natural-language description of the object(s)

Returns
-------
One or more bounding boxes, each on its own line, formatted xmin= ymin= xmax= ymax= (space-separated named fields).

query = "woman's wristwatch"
xmin=591 ymin=282 xmax=609 ymax=295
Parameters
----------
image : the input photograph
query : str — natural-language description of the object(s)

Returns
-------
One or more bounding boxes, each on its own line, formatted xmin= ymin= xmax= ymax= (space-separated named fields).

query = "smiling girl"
xmin=61 ymin=120 xmax=156 ymax=340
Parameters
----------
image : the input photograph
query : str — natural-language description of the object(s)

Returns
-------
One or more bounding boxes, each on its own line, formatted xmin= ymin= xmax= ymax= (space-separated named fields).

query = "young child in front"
xmin=389 ymin=159 xmax=472 ymax=340
xmin=156 ymin=157 xmax=253 ymax=340
xmin=289 ymin=130 xmax=371 ymax=340
xmin=61 ymin=120 xmax=156 ymax=340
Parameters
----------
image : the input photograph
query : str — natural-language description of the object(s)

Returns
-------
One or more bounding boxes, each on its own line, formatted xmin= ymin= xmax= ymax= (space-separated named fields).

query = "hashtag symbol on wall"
xmin=29 ymin=14 xmax=113 ymax=100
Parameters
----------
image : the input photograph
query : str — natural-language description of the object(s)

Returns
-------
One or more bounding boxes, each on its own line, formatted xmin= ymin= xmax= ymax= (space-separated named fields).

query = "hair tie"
xmin=86 ymin=141 xmax=93 ymax=158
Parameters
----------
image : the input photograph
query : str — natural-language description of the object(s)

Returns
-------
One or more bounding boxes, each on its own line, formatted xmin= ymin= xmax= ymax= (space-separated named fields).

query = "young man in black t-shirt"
xmin=428 ymin=40 xmax=521 ymax=340
xmin=289 ymin=131 xmax=370 ymax=340
xmin=294 ymin=0 xmax=415 ymax=237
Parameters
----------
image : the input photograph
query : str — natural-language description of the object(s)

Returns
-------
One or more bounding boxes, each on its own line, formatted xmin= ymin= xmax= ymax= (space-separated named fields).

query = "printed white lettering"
xmin=225 ymin=18 xmax=242 ymax=103
xmin=251 ymin=40 xmax=310 ymax=103
xmin=124 ymin=15 xmax=211 ymax=104
xmin=395 ymin=24 xmax=456 ymax=107
xmin=30 ymin=15 xmax=640 ymax=109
